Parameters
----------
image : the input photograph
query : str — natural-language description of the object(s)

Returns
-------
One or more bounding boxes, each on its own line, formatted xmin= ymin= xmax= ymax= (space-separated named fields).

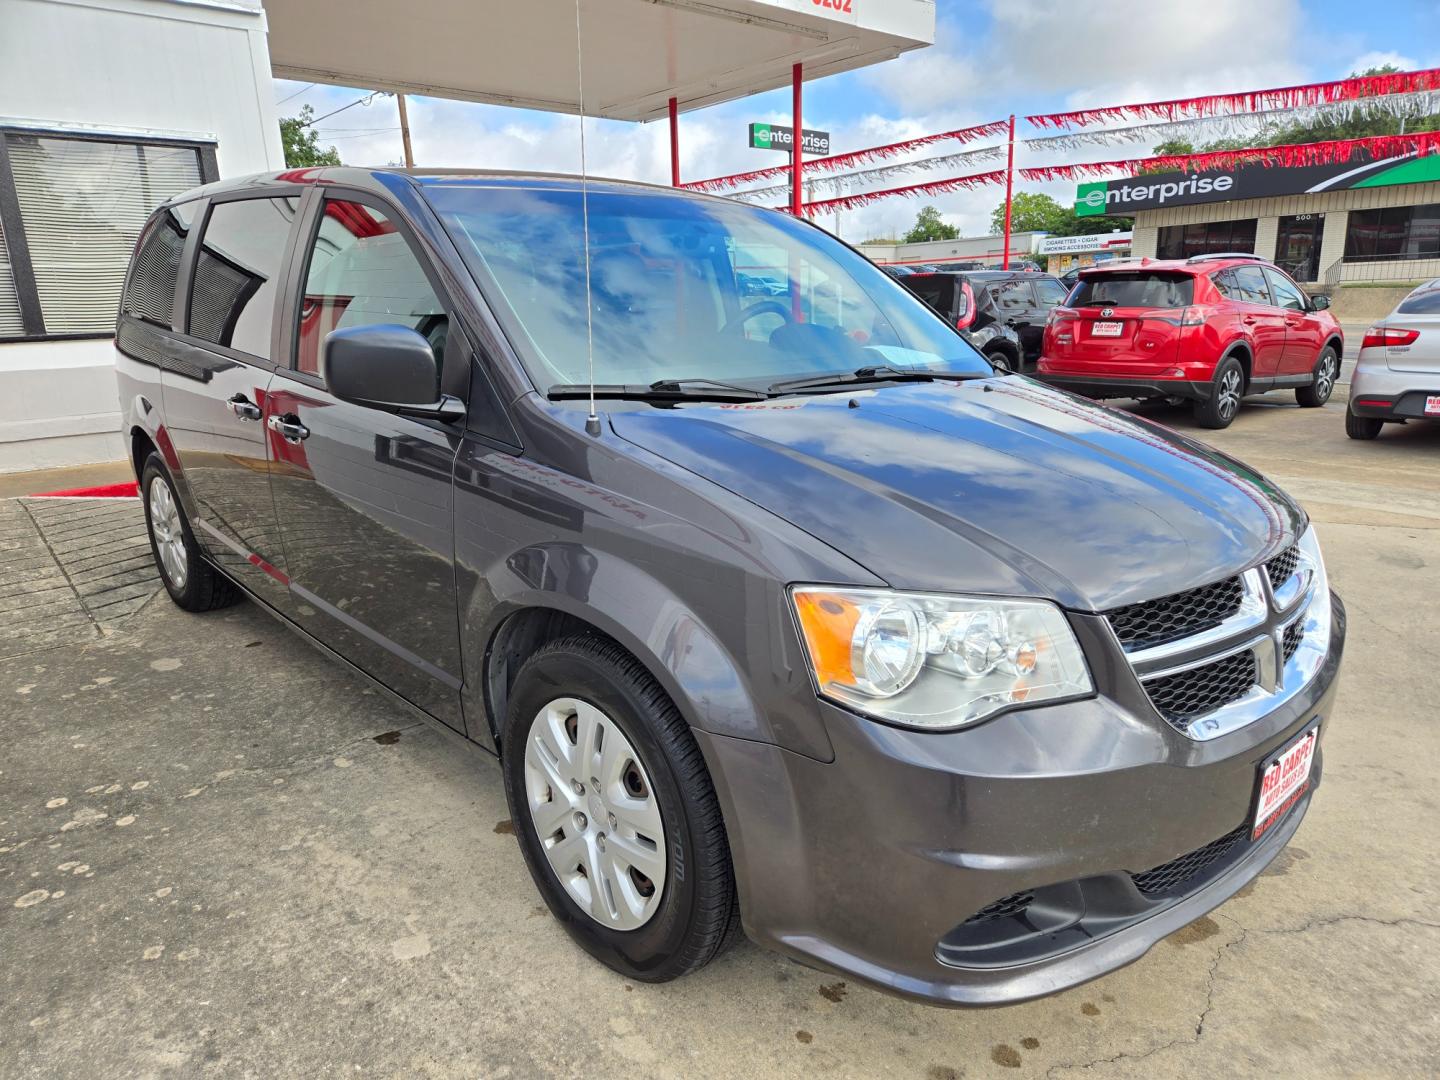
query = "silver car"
xmin=1347 ymin=279 xmax=1440 ymax=439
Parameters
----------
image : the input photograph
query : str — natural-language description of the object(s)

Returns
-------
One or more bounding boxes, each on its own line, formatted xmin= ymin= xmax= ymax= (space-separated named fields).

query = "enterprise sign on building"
xmin=1075 ymin=151 xmax=1440 ymax=216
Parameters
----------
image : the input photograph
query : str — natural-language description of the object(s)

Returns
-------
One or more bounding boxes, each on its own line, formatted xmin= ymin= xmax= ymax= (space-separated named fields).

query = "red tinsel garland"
xmin=1019 ymin=130 xmax=1440 ymax=182
xmin=681 ymin=120 xmax=1008 ymax=193
xmin=1026 ymin=67 xmax=1440 ymax=129
xmin=797 ymin=170 xmax=1008 ymax=215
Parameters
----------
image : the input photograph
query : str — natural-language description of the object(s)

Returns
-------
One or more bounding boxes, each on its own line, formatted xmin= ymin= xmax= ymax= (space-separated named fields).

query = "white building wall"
xmin=859 ymin=231 xmax=1047 ymax=265
xmin=0 ymin=0 xmax=283 ymax=472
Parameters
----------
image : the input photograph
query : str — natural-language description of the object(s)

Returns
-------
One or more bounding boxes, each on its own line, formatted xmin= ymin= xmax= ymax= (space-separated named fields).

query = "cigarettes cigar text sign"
xmin=749 ymin=123 xmax=831 ymax=155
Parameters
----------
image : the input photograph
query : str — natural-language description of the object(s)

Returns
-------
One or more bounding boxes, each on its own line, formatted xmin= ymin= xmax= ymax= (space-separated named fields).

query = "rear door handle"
xmin=1242 ymin=316 xmax=1258 ymax=325
xmin=267 ymin=414 xmax=310 ymax=443
xmin=226 ymin=394 xmax=262 ymax=421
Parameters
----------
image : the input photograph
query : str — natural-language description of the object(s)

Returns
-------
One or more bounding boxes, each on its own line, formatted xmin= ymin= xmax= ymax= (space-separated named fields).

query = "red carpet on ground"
xmin=29 ymin=482 xmax=140 ymax=499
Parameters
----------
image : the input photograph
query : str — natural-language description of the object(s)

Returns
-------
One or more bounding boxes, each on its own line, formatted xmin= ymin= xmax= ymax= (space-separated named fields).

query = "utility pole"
xmin=396 ymin=93 xmax=415 ymax=168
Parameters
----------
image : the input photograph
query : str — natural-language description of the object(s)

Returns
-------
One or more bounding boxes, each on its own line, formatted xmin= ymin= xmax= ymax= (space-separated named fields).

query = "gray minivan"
xmin=117 ymin=168 xmax=1344 ymax=1006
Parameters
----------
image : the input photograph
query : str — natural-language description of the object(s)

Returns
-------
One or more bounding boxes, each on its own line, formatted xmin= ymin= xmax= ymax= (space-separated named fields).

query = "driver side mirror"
xmin=1309 ymin=293 xmax=1331 ymax=311
xmin=323 ymin=324 xmax=465 ymax=422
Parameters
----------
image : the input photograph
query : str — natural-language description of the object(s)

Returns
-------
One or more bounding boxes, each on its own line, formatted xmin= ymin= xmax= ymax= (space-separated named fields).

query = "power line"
xmin=300 ymin=91 xmax=389 ymax=128
xmin=275 ymin=82 xmax=316 ymax=106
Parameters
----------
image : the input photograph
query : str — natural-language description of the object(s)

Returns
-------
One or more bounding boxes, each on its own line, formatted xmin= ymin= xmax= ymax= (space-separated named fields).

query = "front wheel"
xmin=1345 ymin=409 xmax=1384 ymax=440
xmin=501 ymin=636 xmax=739 ymax=982
xmin=1297 ymin=346 xmax=1338 ymax=407
xmin=1192 ymin=356 xmax=1245 ymax=430
xmin=984 ymin=346 xmax=1017 ymax=374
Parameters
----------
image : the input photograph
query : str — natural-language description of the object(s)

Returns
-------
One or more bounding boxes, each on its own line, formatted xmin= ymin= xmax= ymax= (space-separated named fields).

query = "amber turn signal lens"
xmin=792 ymin=591 xmax=860 ymax=689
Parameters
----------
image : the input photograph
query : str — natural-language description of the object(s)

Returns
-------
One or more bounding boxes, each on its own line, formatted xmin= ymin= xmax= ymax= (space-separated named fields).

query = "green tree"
xmin=902 ymin=205 xmax=959 ymax=243
xmin=991 ymin=192 xmax=1070 ymax=234
xmin=279 ymin=105 xmax=343 ymax=168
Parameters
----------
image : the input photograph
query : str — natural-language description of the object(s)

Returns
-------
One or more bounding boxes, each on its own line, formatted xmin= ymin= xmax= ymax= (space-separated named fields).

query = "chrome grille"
xmin=1282 ymin=619 xmax=1304 ymax=663
xmin=1267 ymin=545 xmax=1300 ymax=590
xmin=1104 ymin=576 xmax=1244 ymax=651
xmin=1144 ymin=650 xmax=1258 ymax=730
xmin=1130 ymin=825 xmax=1249 ymax=896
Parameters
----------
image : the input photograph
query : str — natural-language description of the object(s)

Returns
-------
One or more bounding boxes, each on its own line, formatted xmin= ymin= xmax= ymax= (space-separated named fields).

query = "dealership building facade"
xmin=1076 ymin=153 xmax=1440 ymax=288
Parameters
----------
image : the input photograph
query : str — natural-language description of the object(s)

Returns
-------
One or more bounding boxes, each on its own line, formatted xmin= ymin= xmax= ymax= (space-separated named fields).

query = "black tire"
xmin=1296 ymin=346 xmax=1339 ymax=407
xmin=1345 ymin=408 xmax=1384 ymax=441
xmin=501 ymin=635 xmax=740 ymax=982
xmin=140 ymin=453 xmax=241 ymax=612
xmin=984 ymin=346 xmax=1018 ymax=375
xmin=1192 ymin=355 xmax=1245 ymax=430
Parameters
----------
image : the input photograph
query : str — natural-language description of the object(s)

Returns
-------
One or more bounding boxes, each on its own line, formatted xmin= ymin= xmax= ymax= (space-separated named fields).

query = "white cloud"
xmin=1346 ymin=50 xmax=1419 ymax=74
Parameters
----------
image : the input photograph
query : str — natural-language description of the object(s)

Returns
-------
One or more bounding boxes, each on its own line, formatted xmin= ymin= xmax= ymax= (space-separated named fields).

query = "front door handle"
xmin=227 ymin=394 xmax=262 ymax=421
xmin=1242 ymin=316 xmax=1258 ymax=325
xmin=267 ymin=414 xmax=310 ymax=443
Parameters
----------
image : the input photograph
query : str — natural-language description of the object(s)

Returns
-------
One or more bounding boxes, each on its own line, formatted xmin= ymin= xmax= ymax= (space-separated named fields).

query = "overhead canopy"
xmin=263 ymin=0 xmax=934 ymax=122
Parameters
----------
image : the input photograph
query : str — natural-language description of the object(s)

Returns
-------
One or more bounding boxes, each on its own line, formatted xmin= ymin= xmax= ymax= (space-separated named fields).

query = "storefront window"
xmin=1344 ymin=204 xmax=1440 ymax=262
xmin=0 ymin=130 xmax=214 ymax=340
xmin=1156 ymin=219 xmax=1258 ymax=260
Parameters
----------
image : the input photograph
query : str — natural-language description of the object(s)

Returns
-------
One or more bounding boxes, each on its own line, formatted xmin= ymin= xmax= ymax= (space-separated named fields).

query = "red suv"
xmin=1038 ymin=255 xmax=1343 ymax=429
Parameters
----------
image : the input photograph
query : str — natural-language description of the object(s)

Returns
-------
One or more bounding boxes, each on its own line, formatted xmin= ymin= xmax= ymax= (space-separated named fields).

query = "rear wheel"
xmin=1345 ymin=408 xmax=1384 ymax=441
xmin=141 ymin=454 xmax=241 ymax=612
xmin=1296 ymin=346 xmax=1338 ymax=407
xmin=1193 ymin=356 xmax=1244 ymax=430
xmin=501 ymin=636 xmax=739 ymax=982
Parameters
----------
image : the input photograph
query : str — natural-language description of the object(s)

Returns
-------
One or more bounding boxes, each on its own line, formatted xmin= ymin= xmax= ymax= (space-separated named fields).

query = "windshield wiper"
xmin=767 ymin=365 xmax=985 ymax=394
xmin=547 ymin=379 xmax=769 ymax=403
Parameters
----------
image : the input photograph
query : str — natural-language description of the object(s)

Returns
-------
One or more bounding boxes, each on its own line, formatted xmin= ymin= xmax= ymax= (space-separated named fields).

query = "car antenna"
xmin=575 ymin=0 xmax=601 ymax=437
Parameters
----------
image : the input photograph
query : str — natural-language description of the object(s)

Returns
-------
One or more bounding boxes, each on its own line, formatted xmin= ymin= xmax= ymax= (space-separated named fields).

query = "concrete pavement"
xmin=1 ymin=389 xmax=1437 ymax=1078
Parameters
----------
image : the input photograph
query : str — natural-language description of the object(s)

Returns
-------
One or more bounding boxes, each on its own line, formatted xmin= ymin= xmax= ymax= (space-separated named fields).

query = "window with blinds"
xmin=2 ymin=133 xmax=205 ymax=338
xmin=0 ymin=221 xmax=22 ymax=337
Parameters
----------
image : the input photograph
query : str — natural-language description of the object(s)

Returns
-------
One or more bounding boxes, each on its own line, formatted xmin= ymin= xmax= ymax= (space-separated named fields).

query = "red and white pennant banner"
xmin=1026 ymin=67 xmax=1440 ymax=129
xmin=796 ymin=170 xmax=1008 ymax=215
xmin=728 ymin=144 xmax=1007 ymax=204
xmin=1019 ymin=130 xmax=1440 ymax=182
xmin=1022 ymin=90 xmax=1440 ymax=151
xmin=681 ymin=120 xmax=1008 ymax=193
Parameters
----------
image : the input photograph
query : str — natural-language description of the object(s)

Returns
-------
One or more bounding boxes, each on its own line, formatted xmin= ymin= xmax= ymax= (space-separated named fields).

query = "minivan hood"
xmin=608 ymin=378 xmax=1304 ymax=611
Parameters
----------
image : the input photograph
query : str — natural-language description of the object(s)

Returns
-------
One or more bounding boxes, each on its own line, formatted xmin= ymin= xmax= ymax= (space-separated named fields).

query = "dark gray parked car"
xmin=116 ymin=168 xmax=1344 ymax=1006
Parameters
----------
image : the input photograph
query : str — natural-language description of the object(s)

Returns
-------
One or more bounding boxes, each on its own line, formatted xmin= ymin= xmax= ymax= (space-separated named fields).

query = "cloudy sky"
xmin=272 ymin=0 xmax=1440 ymax=241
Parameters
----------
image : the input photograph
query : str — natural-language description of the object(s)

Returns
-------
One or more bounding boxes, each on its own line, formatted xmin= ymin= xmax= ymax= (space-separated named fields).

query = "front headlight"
xmin=791 ymin=587 xmax=1093 ymax=731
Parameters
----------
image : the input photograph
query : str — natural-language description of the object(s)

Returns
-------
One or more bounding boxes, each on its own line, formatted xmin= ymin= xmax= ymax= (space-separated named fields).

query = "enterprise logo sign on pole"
xmin=749 ymin=123 xmax=831 ymax=155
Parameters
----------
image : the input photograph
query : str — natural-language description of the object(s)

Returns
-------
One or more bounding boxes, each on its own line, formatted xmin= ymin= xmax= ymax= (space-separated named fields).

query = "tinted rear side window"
xmin=1070 ymin=272 xmax=1193 ymax=309
xmin=188 ymin=197 xmax=299 ymax=359
xmin=123 ymin=203 xmax=196 ymax=328
xmin=1397 ymin=287 xmax=1440 ymax=314
xmin=904 ymin=276 xmax=956 ymax=316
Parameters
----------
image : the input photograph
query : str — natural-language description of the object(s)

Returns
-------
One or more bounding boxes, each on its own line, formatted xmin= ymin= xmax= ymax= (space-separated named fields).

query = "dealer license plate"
xmin=1425 ymin=395 xmax=1440 ymax=416
xmin=1252 ymin=723 xmax=1318 ymax=841
xmin=1091 ymin=321 xmax=1123 ymax=338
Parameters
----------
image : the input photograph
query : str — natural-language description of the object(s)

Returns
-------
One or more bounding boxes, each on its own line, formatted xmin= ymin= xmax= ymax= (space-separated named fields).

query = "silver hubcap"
xmin=1316 ymin=354 xmax=1335 ymax=398
xmin=148 ymin=476 xmax=187 ymax=589
xmin=523 ymin=698 xmax=666 ymax=930
xmin=1217 ymin=369 xmax=1242 ymax=419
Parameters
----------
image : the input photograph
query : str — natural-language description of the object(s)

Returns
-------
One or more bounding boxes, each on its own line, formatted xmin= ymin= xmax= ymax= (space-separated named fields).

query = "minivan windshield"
xmin=1070 ymin=271 xmax=1194 ymax=309
xmin=426 ymin=183 xmax=990 ymax=390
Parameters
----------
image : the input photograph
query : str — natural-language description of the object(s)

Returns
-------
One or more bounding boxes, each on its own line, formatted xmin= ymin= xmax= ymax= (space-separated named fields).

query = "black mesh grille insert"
xmin=962 ymin=890 xmax=1035 ymax=925
xmin=1144 ymin=650 xmax=1256 ymax=728
xmin=1131 ymin=825 xmax=1249 ymax=896
xmin=1282 ymin=620 xmax=1304 ymax=663
xmin=1105 ymin=576 xmax=1245 ymax=651
xmin=1267 ymin=545 xmax=1300 ymax=590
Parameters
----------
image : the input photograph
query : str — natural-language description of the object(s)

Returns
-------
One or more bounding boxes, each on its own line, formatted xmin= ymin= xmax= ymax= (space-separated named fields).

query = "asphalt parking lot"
xmin=2 ymin=386 xmax=1437 ymax=1079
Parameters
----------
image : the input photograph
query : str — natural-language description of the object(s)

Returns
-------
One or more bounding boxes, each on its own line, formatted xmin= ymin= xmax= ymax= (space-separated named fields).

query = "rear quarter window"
xmin=1397 ymin=288 xmax=1440 ymax=314
xmin=1070 ymin=272 xmax=1193 ymax=309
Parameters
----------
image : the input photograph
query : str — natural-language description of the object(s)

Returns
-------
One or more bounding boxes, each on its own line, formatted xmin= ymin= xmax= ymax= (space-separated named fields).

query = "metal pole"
xmin=791 ymin=62 xmax=803 ymax=216
xmin=668 ymin=97 xmax=680 ymax=185
xmin=397 ymin=93 xmax=415 ymax=168
xmin=1001 ymin=114 xmax=1015 ymax=270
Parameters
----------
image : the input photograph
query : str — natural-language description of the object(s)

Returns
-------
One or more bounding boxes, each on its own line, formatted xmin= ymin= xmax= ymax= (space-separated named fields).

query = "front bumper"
xmin=700 ymin=591 xmax=1346 ymax=1006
